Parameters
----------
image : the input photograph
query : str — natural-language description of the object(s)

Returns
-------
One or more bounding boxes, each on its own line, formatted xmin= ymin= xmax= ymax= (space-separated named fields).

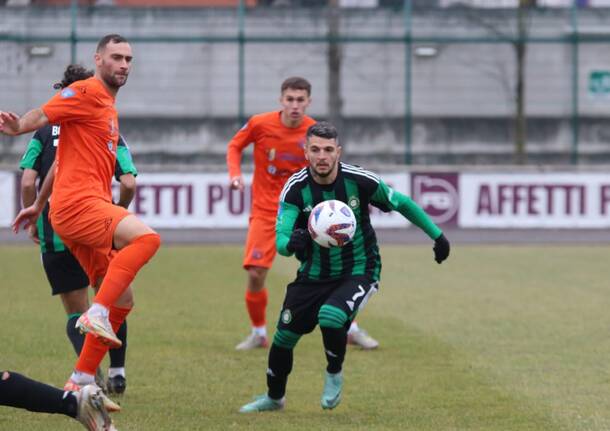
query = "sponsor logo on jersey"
xmin=268 ymin=148 xmax=276 ymax=161
xmin=107 ymin=141 xmax=115 ymax=154
xmin=108 ymin=118 xmax=117 ymax=137
xmin=60 ymin=88 xmax=75 ymax=98
xmin=281 ymin=309 xmax=292 ymax=324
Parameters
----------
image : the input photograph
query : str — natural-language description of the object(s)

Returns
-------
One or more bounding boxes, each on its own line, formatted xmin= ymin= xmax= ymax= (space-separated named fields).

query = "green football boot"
xmin=321 ymin=371 xmax=343 ymax=410
xmin=239 ymin=394 xmax=285 ymax=413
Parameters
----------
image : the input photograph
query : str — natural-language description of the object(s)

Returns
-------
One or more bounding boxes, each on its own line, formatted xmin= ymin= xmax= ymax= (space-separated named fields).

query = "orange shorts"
xmin=50 ymin=199 xmax=130 ymax=285
xmin=243 ymin=215 xmax=277 ymax=269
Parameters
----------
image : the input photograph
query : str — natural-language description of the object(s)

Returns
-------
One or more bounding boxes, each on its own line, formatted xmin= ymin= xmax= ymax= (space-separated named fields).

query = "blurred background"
xmin=2 ymin=0 xmax=610 ymax=234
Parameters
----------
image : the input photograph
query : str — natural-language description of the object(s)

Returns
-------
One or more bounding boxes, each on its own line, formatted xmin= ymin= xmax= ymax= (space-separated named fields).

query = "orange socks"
xmin=94 ymin=233 xmax=161 ymax=308
xmin=75 ymin=306 xmax=132 ymax=375
xmin=245 ymin=288 xmax=268 ymax=328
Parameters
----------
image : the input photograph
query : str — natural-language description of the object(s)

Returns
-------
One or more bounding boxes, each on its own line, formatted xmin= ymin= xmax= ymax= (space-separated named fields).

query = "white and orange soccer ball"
xmin=307 ymin=199 xmax=357 ymax=248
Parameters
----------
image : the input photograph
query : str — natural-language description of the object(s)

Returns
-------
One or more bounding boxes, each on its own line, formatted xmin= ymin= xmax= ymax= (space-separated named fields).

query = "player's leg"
xmin=318 ymin=277 xmax=378 ymax=409
xmin=237 ymin=216 xmax=276 ymax=350
xmin=347 ymin=320 xmax=380 ymax=350
xmin=236 ymin=265 xmax=269 ymax=350
xmin=0 ymin=370 xmax=79 ymax=415
xmin=240 ymin=280 xmax=322 ymax=413
xmin=68 ymin=285 xmax=134 ymax=390
xmin=92 ymin=213 xmax=159 ymax=313
xmin=41 ymin=250 xmax=90 ymax=355
xmin=92 ymin=275 xmax=129 ymax=395
xmin=106 ymin=319 xmax=127 ymax=395
xmin=78 ymin=211 xmax=159 ymax=346
xmin=0 ymin=370 xmax=119 ymax=430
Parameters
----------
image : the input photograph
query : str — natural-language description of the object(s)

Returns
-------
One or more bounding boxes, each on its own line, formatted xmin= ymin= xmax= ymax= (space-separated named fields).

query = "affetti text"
xmin=475 ymin=183 xmax=610 ymax=216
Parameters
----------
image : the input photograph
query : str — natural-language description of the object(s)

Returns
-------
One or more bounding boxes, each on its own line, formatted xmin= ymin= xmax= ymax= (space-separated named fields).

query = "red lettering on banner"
xmin=208 ymin=185 xmax=224 ymax=215
xmin=228 ymin=188 xmax=245 ymax=215
xmin=601 ymin=185 xmax=610 ymax=215
xmin=128 ymin=184 xmax=194 ymax=216
xmin=208 ymin=184 xmax=251 ymax=215
xmin=527 ymin=185 xmax=538 ymax=215
xmin=134 ymin=186 xmax=146 ymax=215
xmin=477 ymin=185 xmax=493 ymax=214
xmin=476 ymin=183 xmax=587 ymax=216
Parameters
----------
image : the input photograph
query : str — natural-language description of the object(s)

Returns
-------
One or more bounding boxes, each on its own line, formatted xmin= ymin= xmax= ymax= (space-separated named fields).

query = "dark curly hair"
xmin=52 ymin=64 xmax=94 ymax=90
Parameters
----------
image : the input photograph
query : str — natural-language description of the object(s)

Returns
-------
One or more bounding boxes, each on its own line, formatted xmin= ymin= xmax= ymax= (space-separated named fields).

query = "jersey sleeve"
xmin=114 ymin=135 xmax=138 ymax=181
xmin=371 ymin=179 xmax=442 ymax=240
xmin=276 ymin=174 xmax=303 ymax=256
xmin=41 ymin=84 xmax=94 ymax=124
xmin=226 ymin=117 xmax=256 ymax=179
xmin=19 ymin=130 xmax=44 ymax=171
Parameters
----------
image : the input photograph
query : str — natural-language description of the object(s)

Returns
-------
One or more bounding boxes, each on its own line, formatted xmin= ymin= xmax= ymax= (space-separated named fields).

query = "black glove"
xmin=433 ymin=233 xmax=450 ymax=264
xmin=286 ymin=228 xmax=311 ymax=261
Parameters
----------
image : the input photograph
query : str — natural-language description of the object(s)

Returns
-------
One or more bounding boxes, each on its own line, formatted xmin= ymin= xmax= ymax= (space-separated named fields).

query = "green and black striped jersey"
xmin=19 ymin=124 xmax=137 ymax=253
xmin=276 ymin=162 xmax=442 ymax=282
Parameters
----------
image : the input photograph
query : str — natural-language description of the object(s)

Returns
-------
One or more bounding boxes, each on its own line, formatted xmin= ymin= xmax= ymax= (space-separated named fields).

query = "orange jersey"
xmin=42 ymin=77 xmax=119 ymax=213
xmin=227 ymin=111 xmax=316 ymax=217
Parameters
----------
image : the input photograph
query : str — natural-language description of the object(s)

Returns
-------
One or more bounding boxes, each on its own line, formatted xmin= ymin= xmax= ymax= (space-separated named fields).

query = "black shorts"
xmin=41 ymin=251 xmax=89 ymax=295
xmin=276 ymin=275 xmax=379 ymax=335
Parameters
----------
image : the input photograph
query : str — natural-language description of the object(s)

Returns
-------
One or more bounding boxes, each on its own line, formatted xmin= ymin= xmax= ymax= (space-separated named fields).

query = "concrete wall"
xmin=2 ymin=6 xmax=610 ymax=164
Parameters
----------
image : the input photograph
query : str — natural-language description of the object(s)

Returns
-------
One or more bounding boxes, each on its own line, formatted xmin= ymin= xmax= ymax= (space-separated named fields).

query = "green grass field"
xmin=1 ymin=243 xmax=610 ymax=430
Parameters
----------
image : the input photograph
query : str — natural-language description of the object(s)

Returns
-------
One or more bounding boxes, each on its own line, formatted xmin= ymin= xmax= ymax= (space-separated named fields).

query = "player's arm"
xmin=371 ymin=179 xmax=450 ymax=263
xmin=20 ymin=170 xmax=41 ymax=244
xmin=226 ymin=119 xmax=256 ymax=191
xmin=117 ymin=174 xmax=136 ymax=209
xmin=276 ymin=201 xmax=301 ymax=256
xmin=19 ymin=132 xmax=44 ymax=207
xmin=13 ymin=160 xmax=55 ymax=234
xmin=19 ymin=132 xmax=44 ymax=243
xmin=20 ymin=169 xmax=38 ymax=208
xmin=371 ymin=179 xmax=441 ymax=239
xmin=0 ymin=109 xmax=49 ymax=136
xmin=114 ymin=135 xmax=138 ymax=209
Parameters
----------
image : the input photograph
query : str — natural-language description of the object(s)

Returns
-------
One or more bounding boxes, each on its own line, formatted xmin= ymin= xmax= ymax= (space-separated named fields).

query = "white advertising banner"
xmin=115 ymin=172 xmax=410 ymax=228
xmin=0 ymin=171 xmax=15 ymax=228
xmin=459 ymin=173 xmax=610 ymax=228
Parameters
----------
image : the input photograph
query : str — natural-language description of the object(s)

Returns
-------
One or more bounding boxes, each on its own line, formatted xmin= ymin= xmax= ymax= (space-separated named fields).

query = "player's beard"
xmin=311 ymin=159 xmax=337 ymax=179
xmin=101 ymin=66 xmax=128 ymax=90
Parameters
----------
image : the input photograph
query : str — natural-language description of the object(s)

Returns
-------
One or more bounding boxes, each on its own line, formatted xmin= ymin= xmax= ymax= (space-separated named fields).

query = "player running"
xmin=19 ymin=64 xmax=136 ymax=395
xmin=239 ymin=121 xmax=450 ymax=412
xmin=227 ymin=77 xmax=379 ymax=350
xmin=4 ymin=34 xmax=161 ymax=392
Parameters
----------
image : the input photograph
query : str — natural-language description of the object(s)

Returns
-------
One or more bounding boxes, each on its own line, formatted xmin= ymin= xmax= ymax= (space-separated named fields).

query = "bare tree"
xmin=327 ymin=0 xmax=343 ymax=133
xmin=463 ymin=1 xmax=534 ymax=164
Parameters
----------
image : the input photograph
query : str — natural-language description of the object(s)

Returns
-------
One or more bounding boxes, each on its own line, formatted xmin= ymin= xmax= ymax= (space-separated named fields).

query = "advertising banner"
xmin=0 ymin=171 xmax=15 ymax=228
xmin=459 ymin=173 xmax=610 ymax=228
xmin=114 ymin=172 xmax=410 ymax=228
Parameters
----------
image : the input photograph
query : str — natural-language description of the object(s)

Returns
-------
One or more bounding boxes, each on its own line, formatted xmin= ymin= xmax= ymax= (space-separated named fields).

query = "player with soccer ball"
xmin=239 ymin=121 xmax=450 ymax=413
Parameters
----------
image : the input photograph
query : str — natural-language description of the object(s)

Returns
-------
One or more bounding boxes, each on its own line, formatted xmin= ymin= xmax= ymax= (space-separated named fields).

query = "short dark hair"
xmin=53 ymin=64 xmax=94 ymax=89
xmin=281 ymin=76 xmax=311 ymax=96
xmin=306 ymin=121 xmax=338 ymax=141
xmin=96 ymin=34 xmax=129 ymax=52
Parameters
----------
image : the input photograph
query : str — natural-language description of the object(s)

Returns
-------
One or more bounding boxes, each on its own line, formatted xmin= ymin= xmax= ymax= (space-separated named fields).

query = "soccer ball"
xmin=307 ymin=199 xmax=357 ymax=248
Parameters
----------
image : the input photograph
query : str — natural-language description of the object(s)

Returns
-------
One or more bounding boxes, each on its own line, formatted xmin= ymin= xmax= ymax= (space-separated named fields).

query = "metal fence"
xmin=1 ymin=2 xmax=610 ymax=165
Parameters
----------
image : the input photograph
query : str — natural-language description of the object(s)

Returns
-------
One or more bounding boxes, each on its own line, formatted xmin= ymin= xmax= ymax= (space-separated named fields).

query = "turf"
xmin=1 ymin=244 xmax=609 ymax=430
